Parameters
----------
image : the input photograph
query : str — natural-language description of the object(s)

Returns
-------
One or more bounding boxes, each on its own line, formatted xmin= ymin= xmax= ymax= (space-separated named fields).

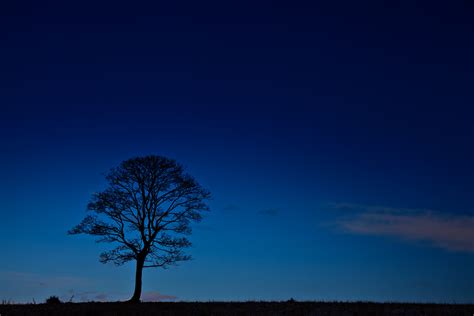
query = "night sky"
xmin=1 ymin=1 xmax=473 ymax=303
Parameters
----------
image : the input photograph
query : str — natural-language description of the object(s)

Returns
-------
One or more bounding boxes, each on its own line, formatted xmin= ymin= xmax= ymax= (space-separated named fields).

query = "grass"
xmin=0 ymin=301 xmax=473 ymax=316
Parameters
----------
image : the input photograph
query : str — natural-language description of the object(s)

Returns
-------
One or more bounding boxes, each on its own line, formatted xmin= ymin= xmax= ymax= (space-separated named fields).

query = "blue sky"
xmin=1 ymin=0 xmax=473 ymax=303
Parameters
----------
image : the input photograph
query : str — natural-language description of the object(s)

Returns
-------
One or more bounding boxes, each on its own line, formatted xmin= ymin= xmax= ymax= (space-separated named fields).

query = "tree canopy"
xmin=69 ymin=155 xmax=210 ymax=302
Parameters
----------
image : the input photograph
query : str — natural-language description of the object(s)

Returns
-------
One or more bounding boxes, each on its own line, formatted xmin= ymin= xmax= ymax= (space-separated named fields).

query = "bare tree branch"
xmin=69 ymin=155 xmax=210 ymax=302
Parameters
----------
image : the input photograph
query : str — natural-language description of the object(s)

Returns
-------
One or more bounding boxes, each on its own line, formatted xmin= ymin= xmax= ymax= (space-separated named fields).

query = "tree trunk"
xmin=129 ymin=255 xmax=145 ymax=303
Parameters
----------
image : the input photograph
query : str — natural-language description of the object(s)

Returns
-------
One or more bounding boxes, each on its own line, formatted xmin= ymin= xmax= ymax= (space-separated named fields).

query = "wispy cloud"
xmin=141 ymin=291 xmax=177 ymax=302
xmin=329 ymin=203 xmax=420 ymax=214
xmin=94 ymin=293 xmax=108 ymax=301
xmin=64 ymin=290 xmax=111 ymax=302
xmin=333 ymin=204 xmax=474 ymax=252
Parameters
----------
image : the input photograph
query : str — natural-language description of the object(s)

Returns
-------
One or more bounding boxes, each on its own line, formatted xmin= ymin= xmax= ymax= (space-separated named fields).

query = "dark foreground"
xmin=1 ymin=301 xmax=473 ymax=316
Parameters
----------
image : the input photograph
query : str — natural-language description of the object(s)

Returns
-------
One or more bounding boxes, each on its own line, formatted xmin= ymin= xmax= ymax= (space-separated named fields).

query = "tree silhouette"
xmin=69 ymin=155 xmax=210 ymax=303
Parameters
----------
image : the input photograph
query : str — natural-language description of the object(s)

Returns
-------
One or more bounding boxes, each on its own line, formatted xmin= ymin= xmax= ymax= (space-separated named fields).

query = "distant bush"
xmin=45 ymin=296 xmax=61 ymax=304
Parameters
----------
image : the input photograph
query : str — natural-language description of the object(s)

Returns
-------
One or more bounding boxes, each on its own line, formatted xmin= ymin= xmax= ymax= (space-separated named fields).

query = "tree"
xmin=69 ymin=155 xmax=210 ymax=303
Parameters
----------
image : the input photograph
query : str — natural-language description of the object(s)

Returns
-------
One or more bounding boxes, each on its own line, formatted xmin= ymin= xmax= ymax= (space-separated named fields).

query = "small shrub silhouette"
xmin=45 ymin=296 xmax=61 ymax=304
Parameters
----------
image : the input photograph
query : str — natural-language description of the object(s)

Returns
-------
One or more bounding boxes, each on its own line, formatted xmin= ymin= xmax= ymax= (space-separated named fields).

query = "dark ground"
xmin=1 ymin=301 xmax=473 ymax=316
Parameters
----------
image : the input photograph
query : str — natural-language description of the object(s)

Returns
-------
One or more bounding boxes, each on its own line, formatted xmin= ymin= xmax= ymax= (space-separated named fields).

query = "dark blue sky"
xmin=1 ymin=0 xmax=473 ymax=303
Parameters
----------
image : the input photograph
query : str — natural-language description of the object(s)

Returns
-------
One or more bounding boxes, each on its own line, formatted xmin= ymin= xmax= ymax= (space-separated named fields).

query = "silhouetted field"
xmin=1 ymin=301 xmax=473 ymax=316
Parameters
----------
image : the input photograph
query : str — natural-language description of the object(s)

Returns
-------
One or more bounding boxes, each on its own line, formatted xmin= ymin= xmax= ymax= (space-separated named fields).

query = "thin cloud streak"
xmin=335 ymin=205 xmax=474 ymax=252
xmin=141 ymin=291 xmax=177 ymax=302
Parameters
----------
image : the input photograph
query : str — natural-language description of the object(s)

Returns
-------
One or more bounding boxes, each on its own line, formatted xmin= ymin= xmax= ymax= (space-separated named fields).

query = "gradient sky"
xmin=1 ymin=0 xmax=473 ymax=303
